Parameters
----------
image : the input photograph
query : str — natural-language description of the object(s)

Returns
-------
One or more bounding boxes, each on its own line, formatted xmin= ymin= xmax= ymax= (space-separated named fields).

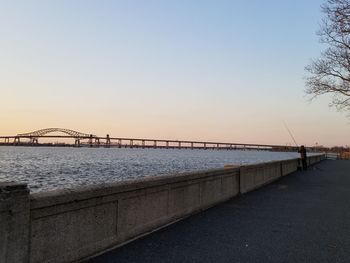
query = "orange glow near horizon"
xmin=1 ymin=103 xmax=349 ymax=148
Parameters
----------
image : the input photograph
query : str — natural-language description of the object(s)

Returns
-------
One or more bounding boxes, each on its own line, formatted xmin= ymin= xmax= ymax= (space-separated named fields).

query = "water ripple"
xmin=0 ymin=146 xmax=306 ymax=193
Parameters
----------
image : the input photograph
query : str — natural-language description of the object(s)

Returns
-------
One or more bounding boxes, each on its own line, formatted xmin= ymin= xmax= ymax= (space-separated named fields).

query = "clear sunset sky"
xmin=1 ymin=0 xmax=349 ymax=147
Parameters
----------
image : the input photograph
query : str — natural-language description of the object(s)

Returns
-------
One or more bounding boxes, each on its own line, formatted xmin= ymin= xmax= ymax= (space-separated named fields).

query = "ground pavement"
xmin=88 ymin=160 xmax=350 ymax=263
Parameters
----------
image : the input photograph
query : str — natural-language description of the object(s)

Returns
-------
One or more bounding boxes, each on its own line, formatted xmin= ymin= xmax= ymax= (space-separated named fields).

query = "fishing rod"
xmin=283 ymin=121 xmax=299 ymax=148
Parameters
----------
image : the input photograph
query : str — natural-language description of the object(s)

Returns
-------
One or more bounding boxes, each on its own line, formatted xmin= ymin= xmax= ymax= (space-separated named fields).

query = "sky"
xmin=1 ymin=0 xmax=349 ymax=147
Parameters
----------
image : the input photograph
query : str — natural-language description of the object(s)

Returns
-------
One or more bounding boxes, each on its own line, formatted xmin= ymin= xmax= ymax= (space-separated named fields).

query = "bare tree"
xmin=305 ymin=0 xmax=350 ymax=112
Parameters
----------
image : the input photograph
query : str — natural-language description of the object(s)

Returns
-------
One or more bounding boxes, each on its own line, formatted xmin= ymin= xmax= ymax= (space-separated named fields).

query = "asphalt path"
xmin=88 ymin=160 xmax=350 ymax=263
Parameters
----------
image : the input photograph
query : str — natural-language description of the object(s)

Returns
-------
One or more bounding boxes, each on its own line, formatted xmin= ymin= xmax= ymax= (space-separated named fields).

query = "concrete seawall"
xmin=0 ymin=154 xmax=325 ymax=263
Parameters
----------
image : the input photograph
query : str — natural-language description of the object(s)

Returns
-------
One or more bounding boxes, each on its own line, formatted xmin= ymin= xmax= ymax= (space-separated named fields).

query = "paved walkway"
xmin=88 ymin=160 xmax=350 ymax=263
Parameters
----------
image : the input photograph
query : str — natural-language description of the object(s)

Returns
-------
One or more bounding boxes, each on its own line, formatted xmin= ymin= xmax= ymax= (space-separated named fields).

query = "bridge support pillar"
xmin=105 ymin=134 xmax=111 ymax=148
xmin=166 ymin=141 xmax=169 ymax=149
xmin=30 ymin=138 xmax=38 ymax=145
xmin=75 ymin=139 xmax=81 ymax=147
xmin=14 ymin=137 xmax=20 ymax=145
xmin=95 ymin=138 xmax=100 ymax=147
xmin=88 ymin=135 xmax=93 ymax=147
xmin=153 ymin=141 xmax=157 ymax=148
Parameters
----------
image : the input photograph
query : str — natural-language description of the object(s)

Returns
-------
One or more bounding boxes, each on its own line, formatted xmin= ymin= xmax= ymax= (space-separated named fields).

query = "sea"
xmin=0 ymin=146 xmax=308 ymax=193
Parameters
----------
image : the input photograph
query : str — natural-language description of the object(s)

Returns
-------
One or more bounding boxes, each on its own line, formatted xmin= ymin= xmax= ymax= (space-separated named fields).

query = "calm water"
xmin=0 ymin=146 xmax=305 ymax=193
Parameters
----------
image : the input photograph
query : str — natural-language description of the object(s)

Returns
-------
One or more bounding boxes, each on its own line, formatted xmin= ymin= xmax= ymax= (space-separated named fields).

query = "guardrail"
xmin=325 ymin=153 xmax=340 ymax=160
xmin=0 ymin=154 xmax=325 ymax=263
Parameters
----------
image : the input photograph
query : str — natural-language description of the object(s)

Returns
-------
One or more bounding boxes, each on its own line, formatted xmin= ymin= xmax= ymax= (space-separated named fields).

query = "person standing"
xmin=298 ymin=145 xmax=307 ymax=170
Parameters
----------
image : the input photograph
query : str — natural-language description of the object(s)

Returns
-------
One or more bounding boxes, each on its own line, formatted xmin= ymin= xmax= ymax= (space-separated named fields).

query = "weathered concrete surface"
xmin=29 ymin=167 xmax=240 ymax=263
xmin=239 ymin=160 xmax=282 ymax=194
xmin=88 ymin=159 xmax=350 ymax=263
xmin=0 ymin=182 xmax=30 ymax=263
xmin=281 ymin=158 xmax=298 ymax=176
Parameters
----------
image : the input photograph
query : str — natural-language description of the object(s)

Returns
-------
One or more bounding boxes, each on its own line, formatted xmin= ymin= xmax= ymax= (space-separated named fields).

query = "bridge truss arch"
xmin=17 ymin=128 xmax=95 ymax=138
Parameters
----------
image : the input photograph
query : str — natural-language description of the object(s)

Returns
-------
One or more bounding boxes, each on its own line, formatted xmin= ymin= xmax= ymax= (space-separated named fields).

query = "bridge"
xmin=0 ymin=128 xmax=299 ymax=151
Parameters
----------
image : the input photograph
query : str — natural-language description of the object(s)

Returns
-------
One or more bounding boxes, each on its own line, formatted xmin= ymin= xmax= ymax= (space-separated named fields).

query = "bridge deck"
xmin=88 ymin=160 xmax=350 ymax=263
